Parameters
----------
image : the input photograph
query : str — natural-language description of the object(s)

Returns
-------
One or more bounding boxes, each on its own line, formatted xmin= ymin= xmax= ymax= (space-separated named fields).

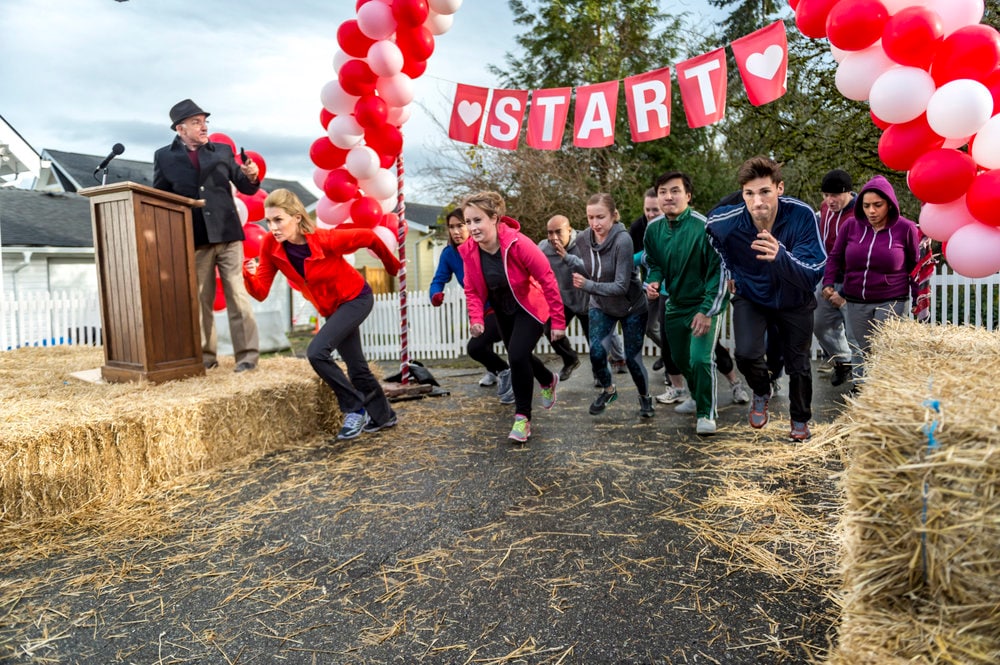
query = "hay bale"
xmin=828 ymin=319 xmax=1000 ymax=664
xmin=0 ymin=347 xmax=343 ymax=523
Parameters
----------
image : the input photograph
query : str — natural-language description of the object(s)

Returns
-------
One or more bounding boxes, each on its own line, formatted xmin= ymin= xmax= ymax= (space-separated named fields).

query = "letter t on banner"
xmin=675 ymin=48 xmax=728 ymax=128
xmin=624 ymin=66 xmax=671 ymax=142
xmin=527 ymin=87 xmax=572 ymax=150
xmin=484 ymin=89 xmax=529 ymax=150
xmin=449 ymin=83 xmax=490 ymax=145
xmin=730 ymin=21 xmax=788 ymax=107
xmin=574 ymin=80 xmax=619 ymax=148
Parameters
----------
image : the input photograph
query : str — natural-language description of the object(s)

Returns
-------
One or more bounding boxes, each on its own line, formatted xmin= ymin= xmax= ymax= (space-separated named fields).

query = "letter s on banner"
xmin=484 ymin=89 xmax=529 ymax=150
xmin=526 ymin=87 xmax=572 ymax=150
xmin=675 ymin=48 xmax=728 ymax=128
xmin=449 ymin=83 xmax=491 ymax=145
xmin=625 ymin=66 xmax=672 ymax=142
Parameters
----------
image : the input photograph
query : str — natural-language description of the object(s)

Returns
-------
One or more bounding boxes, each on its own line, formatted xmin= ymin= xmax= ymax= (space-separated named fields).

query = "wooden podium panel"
xmin=80 ymin=182 xmax=205 ymax=383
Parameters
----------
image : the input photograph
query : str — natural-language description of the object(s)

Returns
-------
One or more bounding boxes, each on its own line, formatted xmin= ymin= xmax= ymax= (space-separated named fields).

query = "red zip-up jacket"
xmin=244 ymin=228 xmax=400 ymax=317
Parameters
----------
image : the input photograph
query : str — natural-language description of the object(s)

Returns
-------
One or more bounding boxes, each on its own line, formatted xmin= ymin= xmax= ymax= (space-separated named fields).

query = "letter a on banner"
xmin=527 ymin=87 xmax=572 ymax=150
xmin=449 ymin=83 xmax=490 ymax=145
xmin=484 ymin=89 xmax=529 ymax=150
xmin=730 ymin=21 xmax=788 ymax=107
xmin=574 ymin=80 xmax=619 ymax=148
xmin=675 ymin=49 xmax=727 ymax=128
xmin=624 ymin=66 xmax=671 ymax=142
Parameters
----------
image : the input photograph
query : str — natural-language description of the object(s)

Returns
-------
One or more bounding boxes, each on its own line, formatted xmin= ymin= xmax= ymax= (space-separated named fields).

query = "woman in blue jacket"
xmin=430 ymin=208 xmax=512 ymax=399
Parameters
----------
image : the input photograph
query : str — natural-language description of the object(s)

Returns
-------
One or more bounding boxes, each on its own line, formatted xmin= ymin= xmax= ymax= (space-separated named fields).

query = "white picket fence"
xmin=3 ymin=266 xmax=998 ymax=357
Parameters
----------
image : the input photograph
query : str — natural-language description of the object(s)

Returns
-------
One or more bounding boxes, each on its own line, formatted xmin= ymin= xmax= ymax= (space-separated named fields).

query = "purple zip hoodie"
xmin=823 ymin=175 xmax=920 ymax=303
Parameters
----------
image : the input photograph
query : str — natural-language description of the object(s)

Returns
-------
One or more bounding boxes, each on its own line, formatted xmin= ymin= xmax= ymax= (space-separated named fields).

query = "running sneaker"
xmin=478 ymin=371 xmax=498 ymax=387
xmin=674 ymin=398 xmax=696 ymax=414
xmin=508 ymin=414 xmax=531 ymax=442
xmin=337 ymin=410 xmax=369 ymax=440
xmin=362 ymin=414 xmax=398 ymax=433
xmin=789 ymin=420 xmax=811 ymax=441
xmin=655 ymin=386 xmax=689 ymax=404
xmin=589 ymin=388 xmax=618 ymax=415
xmin=748 ymin=393 xmax=770 ymax=429
xmin=559 ymin=358 xmax=581 ymax=382
xmin=696 ymin=417 xmax=717 ymax=435
xmin=730 ymin=379 xmax=750 ymax=404
xmin=540 ymin=374 xmax=559 ymax=410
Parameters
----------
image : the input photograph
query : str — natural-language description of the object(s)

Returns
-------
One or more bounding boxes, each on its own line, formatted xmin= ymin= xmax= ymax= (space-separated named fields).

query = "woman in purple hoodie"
xmin=820 ymin=176 xmax=921 ymax=390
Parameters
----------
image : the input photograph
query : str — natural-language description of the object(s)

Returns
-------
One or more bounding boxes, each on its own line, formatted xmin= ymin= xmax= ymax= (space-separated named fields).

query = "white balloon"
xmin=372 ymin=225 xmax=399 ymax=255
xmin=829 ymin=43 xmax=851 ymax=63
xmin=918 ymin=196 xmax=976 ymax=241
xmin=316 ymin=196 xmax=351 ymax=227
xmin=428 ymin=0 xmax=463 ymax=15
xmin=313 ymin=167 xmax=332 ymax=191
xmin=376 ymin=73 xmax=415 ymax=107
xmin=942 ymin=135 xmax=971 ymax=149
xmin=379 ymin=194 xmax=399 ymax=214
xmin=835 ymin=44 xmax=895 ymax=101
xmin=345 ymin=145 xmax=381 ymax=180
xmin=425 ymin=11 xmax=454 ymax=36
xmin=359 ymin=168 xmax=397 ymax=200
xmin=327 ymin=114 xmax=364 ymax=149
xmin=387 ymin=104 xmax=412 ymax=126
xmin=926 ymin=78 xmax=994 ymax=139
xmin=971 ymin=113 xmax=1000 ymax=169
xmin=945 ymin=221 xmax=1000 ymax=278
xmin=234 ymin=196 xmax=249 ymax=225
xmin=367 ymin=40 xmax=404 ymax=78
xmin=869 ymin=66 xmax=936 ymax=124
xmin=332 ymin=49 xmax=351 ymax=72
xmin=925 ymin=0 xmax=984 ymax=35
xmin=320 ymin=79 xmax=359 ymax=116
xmin=356 ymin=0 xmax=397 ymax=40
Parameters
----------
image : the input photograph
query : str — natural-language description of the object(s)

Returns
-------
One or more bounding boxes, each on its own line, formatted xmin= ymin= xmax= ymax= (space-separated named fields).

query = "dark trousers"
xmin=467 ymin=309 xmax=508 ymax=375
xmin=731 ymin=296 xmax=815 ymax=423
xmin=545 ymin=306 xmax=586 ymax=367
xmin=653 ymin=297 xmax=681 ymax=375
xmin=495 ymin=308 xmax=555 ymax=420
xmin=589 ymin=307 xmax=649 ymax=396
xmin=307 ymin=290 xmax=394 ymax=426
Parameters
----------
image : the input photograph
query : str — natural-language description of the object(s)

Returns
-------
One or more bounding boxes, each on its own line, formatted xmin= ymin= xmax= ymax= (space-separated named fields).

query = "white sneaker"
xmin=655 ymin=386 xmax=689 ymax=404
xmin=730 ymin=379 xmax=750 ymax=404
xmin=478 ymin=371 xmax=498 ymax=387
xmin=696 ymin=417 xmax=716 ymax=435
xmin=674 ymin=397 xmax=696 ymax=414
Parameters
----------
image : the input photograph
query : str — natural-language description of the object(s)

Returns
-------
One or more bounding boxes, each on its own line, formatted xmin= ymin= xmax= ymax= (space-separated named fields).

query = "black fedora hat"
xmin=169 ymin=99 xmax=210 ymax=130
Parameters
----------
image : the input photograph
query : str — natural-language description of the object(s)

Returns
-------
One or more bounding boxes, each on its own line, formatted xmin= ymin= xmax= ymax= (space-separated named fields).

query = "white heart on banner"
xmin=458 ymin=100 xmax=482 ymax=126
xmin=745 ymin=45 xmax=784 ymax=80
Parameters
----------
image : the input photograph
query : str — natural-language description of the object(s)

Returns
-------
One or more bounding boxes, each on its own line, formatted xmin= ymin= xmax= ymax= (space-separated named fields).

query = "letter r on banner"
xmin=449 ymin=83 xmax=490 ymax=145
xmin=527 ymin=87 xmax=572 ymax=150
xmin=675 ymin=49 xmax=727 ymax=128
xmin=625 ymin=66 xmax=671 ymax=142
xmin=574 ymin=80 xmax=619 ymax=148
xmin=484 ymin=89 xmax=529 ymax=150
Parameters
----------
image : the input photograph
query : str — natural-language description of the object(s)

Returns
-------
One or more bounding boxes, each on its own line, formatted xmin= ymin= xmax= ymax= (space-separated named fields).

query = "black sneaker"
xmin=652 ymin=358 xmax=665 ymax=371
xmin=831 ymin=362 xmax=852 ymax=386
xmin=558 ymin=358 xmax=581 ymax=382
xmin=639 ymin=395 xmax=655 ymax=418
xmin=363 ymin=414 xmax=398 ymax=433
xmin=589 ymin=388 xmax=618 ymax=415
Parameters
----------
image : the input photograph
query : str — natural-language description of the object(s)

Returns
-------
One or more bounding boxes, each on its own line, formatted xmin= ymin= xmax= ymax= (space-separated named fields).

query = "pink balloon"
xmin=357 ymin=0 xmax=397 ymax=40
xmin=826 ymin=0 xmax=888 ymax=52
xmin=925 ymin=0 xmax=985 ymax=36
xmin=944 ymin=221 xmax=1000 ymax=277
xmin=376 ymin=73 xmax=415 ymax=107
xmin=835 ymin=43 xmax=895 ymax=101
xmin=367 ymin=40 xmax=404 ymax=77
xmin=316 ymin=196 xmax=352 ymax=227
xmin=907 ymin=148 xmax=977 ymax=204
xmin=313 ymin=167 xmax=332 ymax=191
xmin=371 ymin=224 xmax=400 ymax=257
xmin=919 ymin=196 xmax=977 ymax=241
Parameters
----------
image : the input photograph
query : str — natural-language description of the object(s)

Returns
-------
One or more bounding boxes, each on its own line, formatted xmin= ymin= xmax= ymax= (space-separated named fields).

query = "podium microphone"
xmin=94 ymin=143 xmax=125 ymax=174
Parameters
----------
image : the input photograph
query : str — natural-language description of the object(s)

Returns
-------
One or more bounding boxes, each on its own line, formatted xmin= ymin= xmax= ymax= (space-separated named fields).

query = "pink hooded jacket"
xmin=458 ymin=215 xmax=566 ymax=331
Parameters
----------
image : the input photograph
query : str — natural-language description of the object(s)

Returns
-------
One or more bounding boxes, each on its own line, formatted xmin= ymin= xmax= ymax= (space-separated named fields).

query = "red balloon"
xmin=323 ymin=168 xmax=360 ymax=202
xmin=826 ymin=0 xmax=888 ymax=52
xmin=309 ymin=136 xmax=350 ymax=170
xmin=965 ymin=170 xmax=1000 ymax=227
xmin=381 ymin=212 xmax=400 ymax=234
xmin=338 ymin=59 xmax=378 ymax=96
xmin=907 ymin=149 xmax=977 ymax=204
xmin=213 ymin=274 xmax=226 ymax=312
xmin=238 ymin=149 xmax=267 ymax=182
xmin=870 ymin=109 xmax=890 ymax=130
xmin=337 ymin=19 xmax=375 ymax=58
xmin=354 ymin=94 xmax=389 ymax=129
xmin=209 ymin=132 xmax=237 ymax=156
xmin=350 ymin=196 xmax=384 ymax=229
xmin=366 ymin=122 xmax=403 ymax=160
xmin=392 ymin=0 xmax=429 ymax=26
xmin=794 ymin=0 xmax=841 ymax=39
xmin=242 ymin=222 xmax=268 ymax=259
xmin=882 ymin=7 xmax=944 ymax=70
xmin=878 ymin=114 xmax=945 ymax=172
xmin=985 ymin=68 xmax=1000 ymax=115
xmin=396 ymin=25 xmax=435 ymax=62
xmin=789 ymin=0 xmax=800 ymax=9
xmin=320 ymin=107 xmax=335 ymax=129
xmin=931 ymin=24 xmax=1000 ymax=86
xmin=401 ymin=58 xmax=428 ymax=79
xmin=240 ymin=192 xmax=265 ymax=222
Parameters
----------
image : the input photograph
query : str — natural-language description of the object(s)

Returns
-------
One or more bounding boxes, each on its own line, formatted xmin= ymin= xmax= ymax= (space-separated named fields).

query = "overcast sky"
xmin=0 ymin=0 xmax=720 ymax=203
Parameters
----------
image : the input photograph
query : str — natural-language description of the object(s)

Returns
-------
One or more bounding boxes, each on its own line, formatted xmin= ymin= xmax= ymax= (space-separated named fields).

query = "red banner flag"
xmin=624 ymin=66 xmax=672 ymax=142
xmin=675 ymin=48 xmax=728 ymax=128
xmin=449 ymin=83 xmax=490 ymax=145
xmin=483 ymin=89 xmax=529 ymax=150
xmin=573 ymin=80 xmax=620 ymax=148
xmin=527 ymin=87 xmax=572 ymax=150
xmin=731 ymin=21 xmax=788 ymax=107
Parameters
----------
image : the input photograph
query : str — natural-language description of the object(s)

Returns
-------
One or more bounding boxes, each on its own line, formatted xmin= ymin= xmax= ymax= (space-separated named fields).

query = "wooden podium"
xmin=80 ymin=182 xmax=205 ymax=383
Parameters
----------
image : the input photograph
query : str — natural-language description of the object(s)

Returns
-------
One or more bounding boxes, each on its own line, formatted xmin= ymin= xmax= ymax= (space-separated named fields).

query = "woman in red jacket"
xmin=458 ymin=191 xmax=566 ymax=443
xmin=244 ymin=189 xmax=401 ymax=440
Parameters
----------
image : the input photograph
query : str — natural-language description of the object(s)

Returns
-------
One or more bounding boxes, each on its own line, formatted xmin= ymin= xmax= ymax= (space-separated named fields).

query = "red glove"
xmin=431 ymin=292 xmax=444 ymax=307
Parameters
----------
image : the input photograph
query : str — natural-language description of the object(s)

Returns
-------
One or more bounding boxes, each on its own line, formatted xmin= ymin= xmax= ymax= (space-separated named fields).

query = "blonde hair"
xmin=587 ymin=192 xmax=620 ymax=220
xmin=264 ymin=188 xmax=316 ymax=234
xmin=461 ymin=191 xmax=506 ymax=219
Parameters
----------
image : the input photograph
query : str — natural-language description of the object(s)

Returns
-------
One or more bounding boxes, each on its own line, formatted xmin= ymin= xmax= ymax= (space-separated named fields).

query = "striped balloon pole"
xmin=396 ymin=152 xmax=410 ymax=385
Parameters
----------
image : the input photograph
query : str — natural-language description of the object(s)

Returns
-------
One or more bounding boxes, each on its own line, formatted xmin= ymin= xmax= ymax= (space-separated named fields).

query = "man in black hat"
xmin=153 ymin=99 xmax=261 ymax=372
xmin=815 ymin=168 xmax=855 ymax=386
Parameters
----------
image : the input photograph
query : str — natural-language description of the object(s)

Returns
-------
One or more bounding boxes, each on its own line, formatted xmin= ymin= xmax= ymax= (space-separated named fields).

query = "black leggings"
xmin=495 ymin=307 xmax=555 ymax=420
xmin=467 ymin=309 xmax=509 ymax=375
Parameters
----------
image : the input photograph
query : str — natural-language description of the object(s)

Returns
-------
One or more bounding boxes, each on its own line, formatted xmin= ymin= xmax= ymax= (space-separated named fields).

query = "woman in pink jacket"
xmin=459 ymin=191 xmax=566 ymax=443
